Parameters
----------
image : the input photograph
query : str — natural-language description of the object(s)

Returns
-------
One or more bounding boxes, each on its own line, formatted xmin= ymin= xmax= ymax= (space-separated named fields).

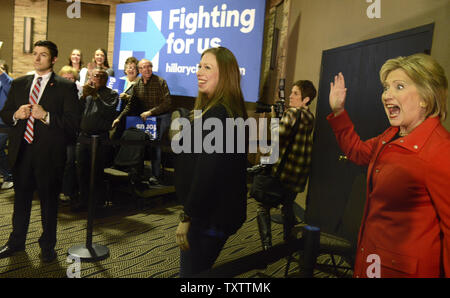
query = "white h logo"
xmin=119 ymin=11 xmax=163 ymax=72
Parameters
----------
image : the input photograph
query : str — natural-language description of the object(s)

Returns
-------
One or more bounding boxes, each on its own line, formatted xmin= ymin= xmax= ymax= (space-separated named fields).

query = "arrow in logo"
xmin=120 ymin=13 xmax=166 ymax=62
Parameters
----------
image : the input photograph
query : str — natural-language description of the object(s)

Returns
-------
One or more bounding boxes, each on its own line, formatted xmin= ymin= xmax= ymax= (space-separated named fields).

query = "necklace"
xmin=399 ymin=118 xmax=426 ymax=137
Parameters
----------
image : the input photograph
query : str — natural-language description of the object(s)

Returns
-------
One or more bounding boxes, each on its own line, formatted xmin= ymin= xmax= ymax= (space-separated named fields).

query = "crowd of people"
xmin=0 ymin=40 xmax=448 ymax=278
xmin=0 ymin=41 xmax=172 ymax=263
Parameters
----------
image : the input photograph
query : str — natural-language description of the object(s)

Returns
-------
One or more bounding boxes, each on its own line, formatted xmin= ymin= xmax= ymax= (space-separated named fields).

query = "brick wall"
xmin=12 ymin=0 xmax=48 ymax=77
xmin=10 ymin=0 xmax=141 ymax=78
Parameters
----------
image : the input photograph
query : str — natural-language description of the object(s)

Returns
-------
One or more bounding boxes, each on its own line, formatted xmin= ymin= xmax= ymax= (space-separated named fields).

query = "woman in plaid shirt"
xmin=257 ymin=80 xmax=316 ymax=250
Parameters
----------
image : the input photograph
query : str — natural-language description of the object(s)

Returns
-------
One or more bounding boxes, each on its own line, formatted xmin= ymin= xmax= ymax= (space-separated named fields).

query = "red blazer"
xmin=328 ymin=111 xmax=450 ymax=278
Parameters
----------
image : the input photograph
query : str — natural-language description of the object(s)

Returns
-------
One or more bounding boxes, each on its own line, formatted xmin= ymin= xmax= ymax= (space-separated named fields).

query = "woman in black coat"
xmin=174 ymin=47 xmax=248 ymax=277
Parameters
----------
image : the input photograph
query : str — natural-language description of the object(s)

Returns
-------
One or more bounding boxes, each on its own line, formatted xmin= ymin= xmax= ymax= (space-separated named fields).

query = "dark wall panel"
xmin=47 ymin=0 xmax=110 ymax=74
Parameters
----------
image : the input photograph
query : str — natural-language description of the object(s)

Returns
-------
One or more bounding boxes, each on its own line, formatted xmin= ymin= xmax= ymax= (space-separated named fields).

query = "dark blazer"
xmin=0 ymin=73 xmax=81 ymax=175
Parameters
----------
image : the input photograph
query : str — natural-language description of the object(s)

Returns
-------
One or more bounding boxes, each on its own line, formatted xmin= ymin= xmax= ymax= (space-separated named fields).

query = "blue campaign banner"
xmin=125 ymin=116 xmax=158 ymax=140
xmin=113 ymin=0 xmax=266 ymax=102
xmin=107 ymin=76 xmax=126 ymax=94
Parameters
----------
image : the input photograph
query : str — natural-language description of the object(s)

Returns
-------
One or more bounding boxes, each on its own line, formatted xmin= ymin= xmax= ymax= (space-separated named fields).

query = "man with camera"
xmin=71 ymin=68 xmax=118 ymax=212
xmin=256 ymin=80 xmax=316 ymax=250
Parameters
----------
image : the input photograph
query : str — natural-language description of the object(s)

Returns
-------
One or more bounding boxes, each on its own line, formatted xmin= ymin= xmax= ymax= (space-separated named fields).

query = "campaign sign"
xmin=108 ymin=76 xmax=126 ymax=95
xmin=126 ymin=116 xmax=158 ymax=140
xmin=113 ymin=0 xmax=266 ymax=102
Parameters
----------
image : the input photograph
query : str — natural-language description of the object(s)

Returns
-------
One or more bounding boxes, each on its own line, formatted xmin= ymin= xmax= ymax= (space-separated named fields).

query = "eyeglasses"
xmin=93 ymin=74 xmax=106 ymax=78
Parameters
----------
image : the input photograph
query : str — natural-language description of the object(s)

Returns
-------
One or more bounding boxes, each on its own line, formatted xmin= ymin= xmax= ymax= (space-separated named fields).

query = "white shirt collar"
xmin=33 ymin=71 xmax=52 ymax=83
xmin=30 ymin=71 xmax=53 ymax=102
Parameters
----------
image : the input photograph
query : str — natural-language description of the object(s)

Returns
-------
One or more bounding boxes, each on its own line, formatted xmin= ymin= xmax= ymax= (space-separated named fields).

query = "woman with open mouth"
xmin=327 ymin=53 xmax=449 ymax=278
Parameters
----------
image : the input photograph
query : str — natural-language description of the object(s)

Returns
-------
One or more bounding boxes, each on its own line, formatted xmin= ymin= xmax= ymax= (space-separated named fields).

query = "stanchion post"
xmin=68 ymin=135 xmax=109 ymax=262
xmin=86 ymin=135 xmax=98 ymax=248
xmin=302 ymin=225 xmax=320 ymax=277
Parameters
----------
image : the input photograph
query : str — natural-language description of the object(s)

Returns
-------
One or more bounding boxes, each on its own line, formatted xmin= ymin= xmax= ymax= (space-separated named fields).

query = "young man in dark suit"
xmin=0 ymin=40 xmax=81 ymax=262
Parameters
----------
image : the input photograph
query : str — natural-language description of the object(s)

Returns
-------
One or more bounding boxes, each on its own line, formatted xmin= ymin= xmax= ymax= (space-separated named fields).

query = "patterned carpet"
xmin=0 ymin=186 xmax=352 ymax=278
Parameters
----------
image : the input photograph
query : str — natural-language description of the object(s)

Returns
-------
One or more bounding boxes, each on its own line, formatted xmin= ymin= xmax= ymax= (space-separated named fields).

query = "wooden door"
xmin=47 ymin=0 xmax=110 ymax=74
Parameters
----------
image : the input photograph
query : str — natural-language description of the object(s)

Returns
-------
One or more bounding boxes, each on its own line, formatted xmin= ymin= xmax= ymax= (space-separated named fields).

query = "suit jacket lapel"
xmin=39 ymin=72 xmax=56 ymax=106
xmin=23 ymin=75 xmax=34 ymax=104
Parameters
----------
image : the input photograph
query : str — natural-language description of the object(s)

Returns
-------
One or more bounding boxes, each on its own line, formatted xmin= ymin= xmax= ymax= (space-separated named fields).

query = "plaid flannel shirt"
xmin=271 ymin=107 xmax=315 ymax=193
xmin=119 ymin=74 xmax=171 ymax=119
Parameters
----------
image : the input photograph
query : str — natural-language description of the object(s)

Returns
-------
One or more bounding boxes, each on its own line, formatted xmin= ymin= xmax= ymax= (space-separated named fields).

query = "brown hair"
xmin=34 ymin=40 xmax=58 ymax=60
xmin=292 ymin=80 xmax=317 ymax=106
xmin=68 ymin=49 xmax=84 ymax=69
xmin=93 ymin=48 xmax=110 ymax=69
xmin=124 ymin=56 xmax=139 ymax=75
xmin=193 ymin=47 xmax=247 ymax=119
xmin=380 ymin=53 xmax=448 ymax=120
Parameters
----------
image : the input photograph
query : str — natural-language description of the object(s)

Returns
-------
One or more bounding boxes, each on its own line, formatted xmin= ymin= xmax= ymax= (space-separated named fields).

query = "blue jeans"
xmin=0 ymin=133 xmax=12 ymax=182
xmin=179 ymin=220 xmax=229 ymax=278
xmin=148 ymin=113 xmax=171 ymax=178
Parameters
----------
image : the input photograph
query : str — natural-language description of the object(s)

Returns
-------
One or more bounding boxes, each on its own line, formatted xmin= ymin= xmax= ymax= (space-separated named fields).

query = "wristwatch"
xmin=41 ymin=111 xmax=49 ymax=124
xmin=179 ymin=212 xmax=191 ymax=223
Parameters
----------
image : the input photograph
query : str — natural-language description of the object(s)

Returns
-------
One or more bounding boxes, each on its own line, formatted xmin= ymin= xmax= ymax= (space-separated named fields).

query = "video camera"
xmin=255 ymin=78 xmax=286 ymax=118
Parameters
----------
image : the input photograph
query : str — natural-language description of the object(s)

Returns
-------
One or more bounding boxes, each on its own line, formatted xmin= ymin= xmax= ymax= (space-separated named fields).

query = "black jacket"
xmin=80 ymin=86 xmax=118 ymax=135
xmin=174 ymin=104 xmax=248 ymax=235
xmin=0 ymin=73 xmax=81 ymax=170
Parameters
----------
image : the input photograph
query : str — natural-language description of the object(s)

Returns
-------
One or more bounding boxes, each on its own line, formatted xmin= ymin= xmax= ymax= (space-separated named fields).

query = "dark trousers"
xmin=179 ymin=221 xmax=229 ymax=278
xmin=62 ymin=144 xmax=77 ymax=197
xmin=9 ymin=142 xmax=60 ymax=250
xmin=75 ymin=134 xmax=109 ymax=207
xmin=0 ymin=132 xmax=12 ymax=182
xmin=257 ymin=189 xmax=297 ymax=241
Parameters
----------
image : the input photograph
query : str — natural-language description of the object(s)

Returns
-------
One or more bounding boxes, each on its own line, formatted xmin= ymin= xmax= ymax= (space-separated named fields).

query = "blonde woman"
xmin=59 ymin=65 xmax=82 ymax=98
xmin=328 ymin=53 xmax=449 ymax=278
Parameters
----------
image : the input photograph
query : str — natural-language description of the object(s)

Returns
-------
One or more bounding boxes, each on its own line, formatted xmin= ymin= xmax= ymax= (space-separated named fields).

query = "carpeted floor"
xmin=0 ymin=186 xmax=352 ymax=278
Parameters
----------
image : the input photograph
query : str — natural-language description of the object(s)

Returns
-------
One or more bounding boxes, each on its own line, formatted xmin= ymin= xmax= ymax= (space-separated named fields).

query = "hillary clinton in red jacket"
xmin=327 ymin=53 xmax=449 ymax=278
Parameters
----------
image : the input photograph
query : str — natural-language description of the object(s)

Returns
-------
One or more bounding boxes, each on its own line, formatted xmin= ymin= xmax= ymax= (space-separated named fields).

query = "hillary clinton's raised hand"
xmin=329 ymin=72 xmax=347 ymax=116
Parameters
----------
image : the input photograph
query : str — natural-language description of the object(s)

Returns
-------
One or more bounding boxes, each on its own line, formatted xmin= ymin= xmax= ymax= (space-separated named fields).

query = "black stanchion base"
xmin=68 ymin=243 xmax=110 ymax=262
